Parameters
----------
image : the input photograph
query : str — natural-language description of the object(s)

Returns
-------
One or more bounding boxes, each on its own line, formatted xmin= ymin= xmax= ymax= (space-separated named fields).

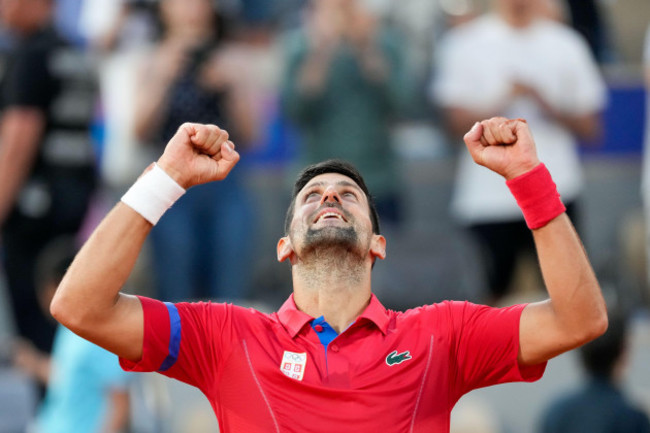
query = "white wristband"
xmin=121 ymin=163 xmax=186 ymax=225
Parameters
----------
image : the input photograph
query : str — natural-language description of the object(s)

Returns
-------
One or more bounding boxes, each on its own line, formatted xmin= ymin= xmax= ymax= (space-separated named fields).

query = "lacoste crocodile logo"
xmin=386 ymin=350 xmax=412 ymax=366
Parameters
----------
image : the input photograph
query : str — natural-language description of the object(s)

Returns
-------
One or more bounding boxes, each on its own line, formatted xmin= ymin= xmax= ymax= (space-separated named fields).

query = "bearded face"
xmin=286 ymin=173 xmax=375 ymax=262
xmin=302 ymin=201 xmax=360 ymax=254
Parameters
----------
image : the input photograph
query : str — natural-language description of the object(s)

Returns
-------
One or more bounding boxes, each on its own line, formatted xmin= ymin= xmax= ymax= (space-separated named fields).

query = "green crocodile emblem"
xmin=386 ymin=350 xmax=412 ymax=366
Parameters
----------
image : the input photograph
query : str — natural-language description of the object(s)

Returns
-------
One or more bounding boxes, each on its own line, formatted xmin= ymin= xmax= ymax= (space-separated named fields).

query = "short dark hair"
xmin=284 ymin=159 xmax=380 ymax=235
xmin=580 ymin=312 xmax=626 ymax=379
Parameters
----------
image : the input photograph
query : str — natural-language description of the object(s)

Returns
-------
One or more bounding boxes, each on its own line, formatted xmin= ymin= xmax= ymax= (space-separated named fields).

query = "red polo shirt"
xmin=120 ymin=295 xmax=545 ymax=432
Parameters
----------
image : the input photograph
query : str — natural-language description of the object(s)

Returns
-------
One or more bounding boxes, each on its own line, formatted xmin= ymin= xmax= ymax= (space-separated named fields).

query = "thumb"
xmin=215 ymin=140 xmax=240 ymax=178
xmin=463 ymin=121 xmax=484 ymax=154
xmin=464 ymin=122 xmax=482 ymax=143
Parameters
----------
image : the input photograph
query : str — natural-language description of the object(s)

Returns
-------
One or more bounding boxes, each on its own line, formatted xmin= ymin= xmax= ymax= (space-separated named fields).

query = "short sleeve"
xmin=560 ymin=33 xmax=607 ymax=115
xmin=445 ymin=301 xmax=546 ymax=399
xmin=429 ymin=32 xmax=473 ymax=108
xmin=119 ymin=296 xmax=236 ymax=394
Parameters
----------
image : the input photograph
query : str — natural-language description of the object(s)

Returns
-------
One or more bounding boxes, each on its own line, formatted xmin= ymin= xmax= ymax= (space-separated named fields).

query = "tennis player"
xmin=51 ymin=117 xmax=607 ymax=432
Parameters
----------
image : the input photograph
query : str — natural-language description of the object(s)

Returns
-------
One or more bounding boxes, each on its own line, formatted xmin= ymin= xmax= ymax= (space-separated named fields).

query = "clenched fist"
xmin=463 ymin=117 xmax=540 ymax=180
xmin=157 ymin=123 xmax=240 ymax=189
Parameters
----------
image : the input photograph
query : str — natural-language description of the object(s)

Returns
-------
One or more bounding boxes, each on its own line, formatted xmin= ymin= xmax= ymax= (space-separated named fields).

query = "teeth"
xmin=318 ymin=212 xmax=343 ymax=222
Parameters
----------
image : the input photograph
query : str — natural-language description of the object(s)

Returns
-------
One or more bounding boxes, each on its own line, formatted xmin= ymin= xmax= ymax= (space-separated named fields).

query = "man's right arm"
xmin=51 ymin=123 xmax=239 ymax=361
xmin=50 ymin=202 xmax=150 ymax=361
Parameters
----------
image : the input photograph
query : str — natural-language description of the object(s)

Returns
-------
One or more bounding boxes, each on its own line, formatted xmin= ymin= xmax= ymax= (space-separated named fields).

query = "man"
xmin=281 ymin=0 xmax=411 ymax=226
xmin=51 ymin=117 xmax=607 ymax=432
xmin=0 ymin=0 xmax=97 ymax=353
xmin=431 ymin=0 xmax=606 ymax=302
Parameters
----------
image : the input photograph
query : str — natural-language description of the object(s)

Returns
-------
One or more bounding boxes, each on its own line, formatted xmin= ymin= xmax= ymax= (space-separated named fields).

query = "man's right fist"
xmin=157 ymin=123 xmax=240 ymax=189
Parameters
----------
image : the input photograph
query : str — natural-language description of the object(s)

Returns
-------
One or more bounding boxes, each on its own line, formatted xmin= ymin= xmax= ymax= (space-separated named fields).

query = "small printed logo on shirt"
xmin=386 ymin=350 xmax=412 ymax=366
xmin=280 ymin=351 xmax=307 ymax=381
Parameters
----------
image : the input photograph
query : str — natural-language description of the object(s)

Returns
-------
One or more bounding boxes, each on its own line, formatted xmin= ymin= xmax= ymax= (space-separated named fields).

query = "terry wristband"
xmin=506 ymin=163 xmax=566 ymax=230
xmin=121 ymin=163 xmax=186 ymax=225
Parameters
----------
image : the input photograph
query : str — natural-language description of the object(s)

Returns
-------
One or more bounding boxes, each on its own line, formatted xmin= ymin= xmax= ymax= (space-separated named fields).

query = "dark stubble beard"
xmin=302 ymin=225 xmax=362 ymax=259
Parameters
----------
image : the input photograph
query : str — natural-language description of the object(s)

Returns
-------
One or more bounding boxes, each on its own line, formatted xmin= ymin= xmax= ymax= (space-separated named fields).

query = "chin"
xmin=304 ymin=226 xmax=359 ymax=250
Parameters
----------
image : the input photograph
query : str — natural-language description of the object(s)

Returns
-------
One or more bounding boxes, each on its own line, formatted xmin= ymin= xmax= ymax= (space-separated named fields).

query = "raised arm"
xmin=50 ymin=123 xmax=239 ymax=361
xmin=463 ymin=117 xmax=608 ymax=366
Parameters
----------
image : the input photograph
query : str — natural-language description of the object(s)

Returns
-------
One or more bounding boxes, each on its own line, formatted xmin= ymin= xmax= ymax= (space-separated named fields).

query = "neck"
xmin=291 ymin=247 xmax=372 ymax=333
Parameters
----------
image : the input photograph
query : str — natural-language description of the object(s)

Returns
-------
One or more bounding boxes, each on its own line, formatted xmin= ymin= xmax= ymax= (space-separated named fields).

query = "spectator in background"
xmin=78 ymin=0 xmax=158 ymax=194
xmin=0 ymin=0 xmax=97 ymax=353
xmin=563 ymin=0 xmax=609 ymax=63
xmin=13 ymin=237 xmax=132 ymax=433
xmin=430 ymin=0 xmax=606 ymax=303
xmin=539 ymin=312 xmax=650 ymax=433
xmin=133 ymin=0 xmax=255 ymax=302
xmin=281 ymin=0 xmax=412 ymax=227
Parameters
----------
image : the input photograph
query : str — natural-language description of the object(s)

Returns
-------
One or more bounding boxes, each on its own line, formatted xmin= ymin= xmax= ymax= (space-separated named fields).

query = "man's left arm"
xmin=519 ymin=213 xmax=607 ymax=365
xmin=0 ymin=108 xmax=45 ymax=226
xmin=463 ymin=117 xmax=608 ymax=367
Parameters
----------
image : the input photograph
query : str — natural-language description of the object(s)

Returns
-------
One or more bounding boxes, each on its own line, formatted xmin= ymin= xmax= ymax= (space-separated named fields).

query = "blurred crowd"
xmin=0 ymin=0 xmax=648 ymax=432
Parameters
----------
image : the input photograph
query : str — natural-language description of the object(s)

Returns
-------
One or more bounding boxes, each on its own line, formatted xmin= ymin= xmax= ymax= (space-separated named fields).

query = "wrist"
xmin=156 ymin=158 xmax=189 ymax=189
xmin=506 ymin=163 xmax=566 ymax=229
xmin=120 ymin=163 xmax=186 ymax=225
xmin=504 ymin=160 xmax=541 ymax=181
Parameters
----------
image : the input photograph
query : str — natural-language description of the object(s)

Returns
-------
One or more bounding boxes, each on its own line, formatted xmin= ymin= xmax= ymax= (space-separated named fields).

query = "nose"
xmin=320 ymin=186 xmax=341 ymax=205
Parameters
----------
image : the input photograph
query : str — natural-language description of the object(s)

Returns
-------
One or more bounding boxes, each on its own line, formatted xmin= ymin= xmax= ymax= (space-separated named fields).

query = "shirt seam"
xmin=410 ymin=334 xmax=435 ymax=433
xmin=243 ymin=339 xmax=280 ymax=433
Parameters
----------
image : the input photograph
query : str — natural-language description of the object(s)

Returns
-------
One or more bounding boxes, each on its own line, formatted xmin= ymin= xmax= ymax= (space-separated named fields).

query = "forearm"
xmin=535 ymin=214 xmax=606 ymax=335
xmin=50 ymin=202 xmax=150 ymax=359
xmin=0 ymin=109 xmax=44 ymax=225
xmin=52 ymin=123 xmax=237 ymax=361
xmin=0 ymin=141 xmax=32 ymax=225
xmin=463 ymin=118 xmax=607 ymax=365
xmin=526 ymin=88 xmax=601 ymax=141
xmin=102 ymin=390 xmax=130 ymax=433
xmin=357 ymin=44 xmax=389 ymax=84
xmin=444 ymin=107 xmax=501 ymax=139
xmin=296 ymin=48 xmax=334 ymax=96
xmin=556 ymin=112 xmax=601 ymax=142
xmin=133 ymin=75 xmax=172 ymax=142
xmin=519 ymin=214 xmax=607 ymax=365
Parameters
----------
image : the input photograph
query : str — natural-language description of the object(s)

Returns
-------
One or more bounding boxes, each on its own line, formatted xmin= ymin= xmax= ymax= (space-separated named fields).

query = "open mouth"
xmin=313 ymin=210 xmax=347 ymax=223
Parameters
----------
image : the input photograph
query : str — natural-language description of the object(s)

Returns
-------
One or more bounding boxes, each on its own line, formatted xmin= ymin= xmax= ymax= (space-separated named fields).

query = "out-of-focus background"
xmin=0 ymin=0 xmax=649 ymax=432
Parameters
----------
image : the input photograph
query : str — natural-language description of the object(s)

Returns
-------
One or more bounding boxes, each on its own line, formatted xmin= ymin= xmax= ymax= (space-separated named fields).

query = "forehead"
xmin=299 ymin=173 xmax=362 ymax=193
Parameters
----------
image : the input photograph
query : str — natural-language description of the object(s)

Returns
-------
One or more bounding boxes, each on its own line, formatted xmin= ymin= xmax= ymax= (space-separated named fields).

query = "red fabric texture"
xmin=506 ymin=163 xmax=566 ymax=229
xmin=120 ymin=296 xmax=546 ymax=432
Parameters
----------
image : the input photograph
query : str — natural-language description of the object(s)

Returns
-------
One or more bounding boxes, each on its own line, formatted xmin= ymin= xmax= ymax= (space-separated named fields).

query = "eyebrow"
xmin=304 ymin=180 xmax=363 ymax=193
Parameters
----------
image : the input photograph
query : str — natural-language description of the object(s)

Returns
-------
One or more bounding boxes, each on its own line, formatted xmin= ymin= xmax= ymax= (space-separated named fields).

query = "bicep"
xmin=518 ymin=301 xmax=576 ymax=366
xmin=72 ymin=293 xmax=144 ymax=362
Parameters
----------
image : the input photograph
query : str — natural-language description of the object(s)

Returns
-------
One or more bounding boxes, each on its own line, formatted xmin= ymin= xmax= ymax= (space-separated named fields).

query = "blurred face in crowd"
xmin=495 ymin=0 xmax=540 ymax=28
xmin=0 ymin=0 xmax=51 ymax=33
xmin=160 ymin=0 xmax=215 ymax=37
xmin=311 ymin=0 xmax=372 ymax=23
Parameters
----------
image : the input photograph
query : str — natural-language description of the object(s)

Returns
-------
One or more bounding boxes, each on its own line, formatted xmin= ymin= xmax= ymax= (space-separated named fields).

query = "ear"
xmin=277 ymin=236 xmax=296 ymax=264
xmin=370 ymin=234 xmax=386 ymax=261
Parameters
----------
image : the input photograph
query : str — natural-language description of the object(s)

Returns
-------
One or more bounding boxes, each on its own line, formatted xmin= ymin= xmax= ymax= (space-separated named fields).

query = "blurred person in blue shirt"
xmin=13 ymin=237 xmax=132 ymax=433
